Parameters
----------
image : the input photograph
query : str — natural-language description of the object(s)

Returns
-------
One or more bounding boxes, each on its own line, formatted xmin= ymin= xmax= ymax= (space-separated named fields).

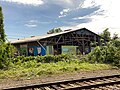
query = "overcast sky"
xmin=0 ymin=0 xmax=120 ymax=41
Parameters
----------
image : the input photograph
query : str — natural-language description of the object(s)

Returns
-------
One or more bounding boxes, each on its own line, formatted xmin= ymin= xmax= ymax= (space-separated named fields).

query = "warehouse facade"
xmin=11 ymin=28 xmax=105 ymax=56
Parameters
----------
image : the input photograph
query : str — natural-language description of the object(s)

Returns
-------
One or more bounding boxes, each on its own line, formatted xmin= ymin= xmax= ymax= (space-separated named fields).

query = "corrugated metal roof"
xmin=11 ymin=28 xmax=78 ymax=44
xmin=11 ymin=28 xmax=99 ymax=44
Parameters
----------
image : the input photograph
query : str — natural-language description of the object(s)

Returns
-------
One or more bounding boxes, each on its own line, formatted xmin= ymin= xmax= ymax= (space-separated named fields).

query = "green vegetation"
xmin=0 ymin=41 xmax=15 ymax=69
xmin=0 ymin=6 xmax=5 ymax=42
xmin=100 ymin=28 xmax=111 ymax=41
xmin=0 ymin=7 xmax=119 ymax=80
xmin=47 ymin=28 xmax=62 ymax=34
xmin=0 ymin=56 xmax=114 ymax=79
xmin=86 ymin=43 xmax=120 ymax=66
xmin=0 ymin=6 xmax=15 ymax=69
xmin=86 ymin=29 xmax=120 ymax=67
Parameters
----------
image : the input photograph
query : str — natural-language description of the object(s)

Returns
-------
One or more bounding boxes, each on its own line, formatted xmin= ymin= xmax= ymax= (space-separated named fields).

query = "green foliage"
xmin=12 ymin=54 xmax=70 ymax=64
xmin=100 ymin=28 xmax=111 ymax=41
xmin=0 ymin=41 xmax=15 ymax=69
xmin=112 ymin=39 xmax=120 ymax=47
xmin=90 ymin=41 xmax=97 ymax=47
xmin=0 ymin=60 xmax=113 ymax=79
xmin=0 ymin=53 xmax=115 ymax=79
xmin=47 ymin=28 xmax=62 ymax=34
xmin=88 ymin=30 xmax=120 ymax=67
xmin=112 ymin=33 xmax=119 ymax=40
xmin=87 ymin=41 xmax=120 ymax=66
xmin=0 ymin=6 xmax=5 ymax=42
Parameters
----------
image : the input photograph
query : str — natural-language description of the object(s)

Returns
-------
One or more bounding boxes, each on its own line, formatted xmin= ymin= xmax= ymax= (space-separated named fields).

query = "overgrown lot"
xmin=0 ymin=55 xmax=115 ymax=80
xmin=0 ymin=30 xmax=120 ymax=80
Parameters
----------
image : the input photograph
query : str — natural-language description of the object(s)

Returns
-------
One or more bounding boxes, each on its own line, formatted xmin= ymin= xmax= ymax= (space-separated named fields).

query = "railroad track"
xmin=4 ymin=74 xmax=120 ymax=90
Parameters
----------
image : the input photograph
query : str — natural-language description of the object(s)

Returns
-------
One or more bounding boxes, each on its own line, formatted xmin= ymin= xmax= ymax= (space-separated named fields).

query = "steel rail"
xmin=4 ymin=74 xmax=120 ymax=90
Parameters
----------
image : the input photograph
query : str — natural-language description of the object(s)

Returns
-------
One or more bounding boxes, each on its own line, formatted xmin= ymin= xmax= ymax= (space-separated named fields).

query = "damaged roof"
xmin=11 ymin=28 xmax=101 ymax=44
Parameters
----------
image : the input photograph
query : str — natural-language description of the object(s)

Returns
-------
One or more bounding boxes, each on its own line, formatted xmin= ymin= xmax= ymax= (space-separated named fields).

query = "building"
xmin=11 ymin=28 xmax=105 ymax=56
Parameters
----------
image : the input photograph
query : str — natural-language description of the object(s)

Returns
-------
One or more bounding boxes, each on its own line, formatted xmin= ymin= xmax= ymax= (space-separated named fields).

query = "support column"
xmin=82 ymin=40 xmax=85 ymax=55
xmin=98 ymin=37 xmax=101 ymax=46
xmin=88 ymin=41 xmax=91 ymax=52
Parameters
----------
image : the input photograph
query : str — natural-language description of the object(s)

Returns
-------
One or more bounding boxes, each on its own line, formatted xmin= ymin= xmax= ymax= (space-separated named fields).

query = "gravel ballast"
xmin=0 ymin=69 xmax=120 ymax=89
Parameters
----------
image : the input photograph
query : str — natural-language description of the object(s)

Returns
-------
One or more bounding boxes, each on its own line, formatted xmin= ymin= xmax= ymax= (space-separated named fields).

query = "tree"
xmin=47 ymin=28 xmax=62 ymax=34
xmin=87 ymin=42 xmax=120 ymax=66
xmin=100 ymin=28 xmax=111 ymax=41
xmin=112 ymin=33 xmax=119 ymax=40
xmin=0 ymin=6 xmax=5 ymax=42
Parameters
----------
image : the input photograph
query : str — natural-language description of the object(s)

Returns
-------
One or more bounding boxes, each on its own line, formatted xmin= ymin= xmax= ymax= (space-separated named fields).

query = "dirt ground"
xmin=0 ymin=69 xmax=120 ymax=89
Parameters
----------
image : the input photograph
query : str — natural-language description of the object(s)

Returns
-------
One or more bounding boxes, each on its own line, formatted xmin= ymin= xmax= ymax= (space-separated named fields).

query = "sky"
xmin=0 ymin=0 xmax=120 ymax=41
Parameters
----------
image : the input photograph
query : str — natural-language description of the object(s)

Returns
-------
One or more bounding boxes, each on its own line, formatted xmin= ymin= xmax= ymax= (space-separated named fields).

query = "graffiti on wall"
xmin=28 ymin=46 xmax=46 ymax=56
xmin=28 ymin=48 xmax=34 ymax=56
xmin=37 ymin=47 xmax=41 ymax=56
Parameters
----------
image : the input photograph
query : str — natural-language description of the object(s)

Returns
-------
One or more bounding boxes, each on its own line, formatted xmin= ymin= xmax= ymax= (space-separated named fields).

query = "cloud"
xmin=24 ymin=24 xmax=37 ymax=28
xmin=81 ymin=0 xmax=99 ymax=8
xmin=24 ymin=20 xmax=51 ymax=28
xmin=60 ymin=0 xmax=120 ymax=36
xmin=72 ymin=8 xmax=104 ymax=20
xmin=2 ymin=0 xmax=84 ymax=8
xmin=24 ymin=20 xmax=38 ymax=28
xmin=73 ymin=16 xmax=89 ymax=20
xmin=59 ymin=8 xmax=70 ymax=18
xmin=54 ymin=0 xmax=84 ymax=18
xmin=74 ymin=0 xmax=120 ymax=36
xmin=28 ymin=20 xmax=38 ymax=23
xmin=44 ymin=0 xmax=82 ymax=8
xmin=2 ymin=0 xmax=44 ymax=6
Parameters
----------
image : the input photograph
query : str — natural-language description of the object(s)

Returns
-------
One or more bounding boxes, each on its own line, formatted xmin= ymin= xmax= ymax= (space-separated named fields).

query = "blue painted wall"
xmin=28 ymin=46 xmax=46 ymax=56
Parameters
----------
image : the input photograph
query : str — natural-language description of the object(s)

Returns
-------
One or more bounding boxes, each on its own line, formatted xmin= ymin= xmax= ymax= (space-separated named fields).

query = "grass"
xmin=0 ymin=60 xmax=115 ymax=80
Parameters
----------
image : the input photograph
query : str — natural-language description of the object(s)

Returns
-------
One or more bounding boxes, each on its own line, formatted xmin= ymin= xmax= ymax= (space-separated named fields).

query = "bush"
xmin=87 ymin=41 xmax=120 ymax=66
xmin=0 ymin=41 xmax=15 ymax=69
xmin=11 ymin=54 xmax=70 ymax=65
